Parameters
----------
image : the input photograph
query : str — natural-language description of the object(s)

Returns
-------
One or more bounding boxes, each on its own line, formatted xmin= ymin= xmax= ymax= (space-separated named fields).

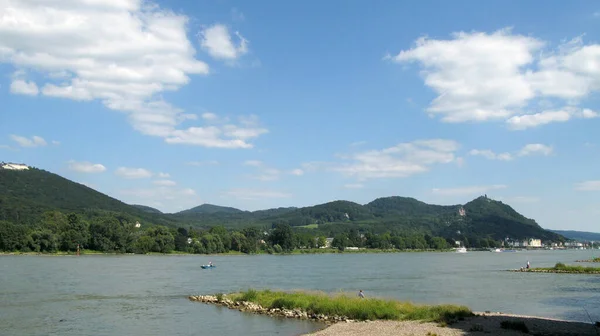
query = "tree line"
xmin=0 ymin=210 xmax=506 ymax=254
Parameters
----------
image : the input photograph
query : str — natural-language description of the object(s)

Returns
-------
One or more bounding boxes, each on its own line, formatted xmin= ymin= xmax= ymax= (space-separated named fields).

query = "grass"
xmin=530 ymin=262 xmax=600 ymax=274
xmin=229 ymin=289 xmax=473 ymax=323
xmin=296 ymin=224 xmax=319 ymax=229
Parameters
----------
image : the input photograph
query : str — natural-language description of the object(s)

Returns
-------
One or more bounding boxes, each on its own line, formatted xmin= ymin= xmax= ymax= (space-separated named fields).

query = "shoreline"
xmin=0 ymin=248 xmax=455 ymax=257
xmin=189 ymin=294 xmax=599 ymax=336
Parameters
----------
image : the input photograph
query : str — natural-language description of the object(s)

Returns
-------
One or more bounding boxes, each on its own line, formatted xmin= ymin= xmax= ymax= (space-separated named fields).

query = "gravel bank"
xmin=303 ymin=312 xmax=599 ymax=336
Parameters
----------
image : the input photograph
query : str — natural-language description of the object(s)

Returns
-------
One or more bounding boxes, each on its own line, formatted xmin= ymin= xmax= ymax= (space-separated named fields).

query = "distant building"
xmin=458 ymin=207 xmax=466 ymax=217
xmin=528 ymin=238 xmax=542 ymax=247
xmin=0 ymin=162 xmax=29 ymax=170
xmin=325 ymin=238 xmax=334 ymax=248
xmin=135 ymin=221 xmax=141 ymax=228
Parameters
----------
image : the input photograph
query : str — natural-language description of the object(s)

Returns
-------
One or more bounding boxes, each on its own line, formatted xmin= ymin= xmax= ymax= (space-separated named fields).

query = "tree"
xmin=332 ymin=233 xmax=348 ymax=251
xmin=316 ymin=236 xmax=327 ymax=248
xmin=269 ymin=223 xmax=295 ymax=251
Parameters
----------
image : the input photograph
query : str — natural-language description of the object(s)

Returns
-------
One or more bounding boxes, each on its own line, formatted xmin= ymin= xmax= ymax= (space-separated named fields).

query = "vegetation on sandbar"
xmin=228 ymin=289 xmax=473 ymax=322
xmin=575 ymin=257 xmax=600 ymax=263
xmin=519 ymin=262 xmax=600 ymax=274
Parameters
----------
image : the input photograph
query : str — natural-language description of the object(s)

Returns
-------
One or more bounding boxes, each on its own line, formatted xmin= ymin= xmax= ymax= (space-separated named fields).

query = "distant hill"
xmin=549 ymin=230 xmax=600 ymax=242
xmin=0 ymin=167 xmax=175 ymax=227
xmin=176 ymin=203 xmax=244 ymax=215
xmin=0 ymin=165 xmax=565 ymax=242
xmin=131 ymin=204 xmax=163 ymax=214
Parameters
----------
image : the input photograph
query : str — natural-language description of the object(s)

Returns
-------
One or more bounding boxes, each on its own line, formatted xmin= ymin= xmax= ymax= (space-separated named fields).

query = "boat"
xmin=201 ymin=265 xmax=216 ymax=269
xmin=456 ymin=247 xmax=467 ymax=253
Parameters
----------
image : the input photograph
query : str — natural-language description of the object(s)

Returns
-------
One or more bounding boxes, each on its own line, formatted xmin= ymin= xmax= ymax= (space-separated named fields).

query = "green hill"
xmin=0 ymin=167 xmax=175 ymax=227
xmin=177 ymin=203 xmax=244 ymax=215
xmin=0 ymin=165 xmax=565 ymax=243
xmin=549 ymin=230 xmax=600 ymax=242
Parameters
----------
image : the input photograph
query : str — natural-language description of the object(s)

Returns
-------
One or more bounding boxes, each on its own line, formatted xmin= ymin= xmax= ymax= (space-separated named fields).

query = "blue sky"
xmin=1 ymin=0 xmax=599 ymax=231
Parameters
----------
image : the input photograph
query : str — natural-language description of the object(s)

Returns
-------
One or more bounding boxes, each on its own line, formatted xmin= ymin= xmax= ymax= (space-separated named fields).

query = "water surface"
xmin=1 ymin=249 xmax=598 ymax=336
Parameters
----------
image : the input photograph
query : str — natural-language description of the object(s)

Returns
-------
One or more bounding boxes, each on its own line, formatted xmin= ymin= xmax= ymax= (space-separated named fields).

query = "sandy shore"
xmin=303 ymin=312 xmax=599 ymax=336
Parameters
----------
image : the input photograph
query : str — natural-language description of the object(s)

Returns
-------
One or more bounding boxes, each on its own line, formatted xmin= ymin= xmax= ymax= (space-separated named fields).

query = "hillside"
xmin=176 ymin=203 xmax=244 ymax=215
xmin=0 ymin=165 xmax=565 ymax=243
xmin=550 ymin=230 xmax=600 ymax=242
xmin=131 ymin=204 xmax=163 ymax=214
xmin=0 ymin=167 xmax=174 ymax=226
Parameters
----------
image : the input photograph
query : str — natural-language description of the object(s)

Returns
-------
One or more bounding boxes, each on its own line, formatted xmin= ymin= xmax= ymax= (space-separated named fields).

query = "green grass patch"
xmin=531 ymin=262 xmax=600 ymax=274
xmin=229 ymin=289 xmax=472 ymax=323
xmin=296 ymin=224 xmax=319 ymax=229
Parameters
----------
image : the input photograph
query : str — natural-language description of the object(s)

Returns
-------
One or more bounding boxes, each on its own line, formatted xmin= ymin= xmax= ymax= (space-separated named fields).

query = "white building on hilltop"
xmin=0 ymin=162 xmax=29 ymax=170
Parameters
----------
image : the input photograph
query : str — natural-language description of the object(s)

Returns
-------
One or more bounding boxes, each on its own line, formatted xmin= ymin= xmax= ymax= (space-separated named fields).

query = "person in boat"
xmin=208 ymin=261 xmax=213 ymax=266
xmin=358 ymin=290 xmax=365 ymax=298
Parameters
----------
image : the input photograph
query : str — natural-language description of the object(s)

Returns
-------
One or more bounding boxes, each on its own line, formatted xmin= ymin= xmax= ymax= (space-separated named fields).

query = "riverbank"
xmin=576 ymin=257 xmax=600 ymax=263
xmin=189 ymin=290 xmax=599 ymax=336
xmin=508 ymin=262 xmax=600 ymax=274
xmin=1 ymin=248 xmax=454 ymax=256
xmin=303 ymin=313 xmax=599 ymax=336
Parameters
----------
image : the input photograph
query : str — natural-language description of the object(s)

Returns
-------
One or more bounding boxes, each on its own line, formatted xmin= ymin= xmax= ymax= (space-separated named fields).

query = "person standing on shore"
xmin=358 ymin=290 xmax=365 ymax=298
xmin=526 ymin=261 xmax=530 ymax=269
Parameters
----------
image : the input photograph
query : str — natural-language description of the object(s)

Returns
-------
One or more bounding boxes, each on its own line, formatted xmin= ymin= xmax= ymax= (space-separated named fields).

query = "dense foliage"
xmin=0 ymin=167 xmax=566 ymax=254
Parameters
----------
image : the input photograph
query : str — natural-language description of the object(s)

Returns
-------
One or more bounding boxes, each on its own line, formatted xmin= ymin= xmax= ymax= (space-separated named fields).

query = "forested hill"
xmin=549 ymin=230 xmax=600 ymax=242
xmin=0 ymin=167 xmax=175 ymax=227
xmin=0 ymin=165 xmax=564 ymax=242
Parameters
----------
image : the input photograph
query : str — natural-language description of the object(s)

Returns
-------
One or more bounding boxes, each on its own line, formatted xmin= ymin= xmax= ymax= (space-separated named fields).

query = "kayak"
xmin=201 ymin=265 xmax=216 ymax=269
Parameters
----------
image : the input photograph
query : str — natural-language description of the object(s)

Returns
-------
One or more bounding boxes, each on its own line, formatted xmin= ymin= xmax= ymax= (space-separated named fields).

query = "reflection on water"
xmin=0 ymin=249 xmax=598 ymax=336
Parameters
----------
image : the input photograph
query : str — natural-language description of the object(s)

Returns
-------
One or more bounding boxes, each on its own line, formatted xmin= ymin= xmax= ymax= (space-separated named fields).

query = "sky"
xmin=0 ymin=0 xmax=599 ymax=232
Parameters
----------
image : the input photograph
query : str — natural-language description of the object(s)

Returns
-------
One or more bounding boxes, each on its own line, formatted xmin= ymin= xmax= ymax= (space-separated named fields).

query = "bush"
xmin=215 ymin=293 xmax=224 ymax=302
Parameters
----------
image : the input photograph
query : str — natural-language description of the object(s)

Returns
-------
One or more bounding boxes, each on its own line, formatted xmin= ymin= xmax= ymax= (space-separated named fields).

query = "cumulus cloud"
xmin=327 ymin=139 xmax=460 ymax=180
xmin=115 ymin=167 xmax=152 ymax=179
xmin=469 ymin=143 xmax=553 ymax=161
xmin=199 ymin=24 xmax=248 ymax=61
xmin=68 ymin=160 xmax=106 ymax=173
xmin=0 ymin=1 xmax=266 ymax=148
xmin=574 ymin=180 xmax=600 ymax=191
xmin=432 ymin=184 xmax=507 ymax=196
xmin=242 ymin=160 xmax=282 ymax=181
xmin=222 ymin=189 xmax=292 ymax=200
xmin=391 ymin=29 xmax=600 ymax=128
xmin=10 ymin=135 xmax=47 ymax=147
xmin=153 ymin=179 xmax=176 ymax=186
xmin=290 ymin=169 xmax=304 ymax=176
xmin=156 ymin=172 xmax=170 ymax=178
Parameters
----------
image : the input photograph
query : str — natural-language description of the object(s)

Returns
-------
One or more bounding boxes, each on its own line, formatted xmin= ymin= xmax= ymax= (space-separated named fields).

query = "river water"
xmin=1 ymin=250 xmax=599 ymax=336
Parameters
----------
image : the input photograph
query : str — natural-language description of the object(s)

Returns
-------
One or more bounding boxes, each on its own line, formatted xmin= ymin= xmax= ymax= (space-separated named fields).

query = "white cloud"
xmin=469 ymin=149 xmax=513 ymax=161
xmin=574 ymin=180 xmax=600 ymax=191
xmin=199 ymin=24 xmax=248 ymax=60
xmin=156 ymin=172 xmax=170 ymax=178
xmin=290 ymin=169 xmax=304 ymax=176
xmin=507 ymin=108 xmax=598 ymax=130
xmin=392 ymin=29 xmax=600 ymax=128
xmin=343 ymin=183 xmax=364 ymax=189
xmin=201 ymin=112 xmax=218 ymax=121
xmin=52 ymin=140 xmax=60 ymax=145
xmin=153 ymin=179 xmax=176 ymax=186
xmin=10 ymin=79 xmax=39 ymax=95
xmin=222 ymin=189 xmax=292 ymax=200
xmin=115 ymin=167 xmax=152 ymax=179
xmin=186 ymin=160 xmax=219 ymax=167
xmin=10 ymin=135 xmax=47 ymax=147
xmin=432 ymin=184 xmax=507 ymax=196
xmin=0 ymin=1 xmax=267 ymax=148
xmin=517 ymin=143 xmax=553 ymax=156
xmin=328 ymin=139 xmax=460 ymax=180
xmin=469 ymin=143 xmax=553 ymax=161
xmin=68 ymin=160 xmax=106 ymax=173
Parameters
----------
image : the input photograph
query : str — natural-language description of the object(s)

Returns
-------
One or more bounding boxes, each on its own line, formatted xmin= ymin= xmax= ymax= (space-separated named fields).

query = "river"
xmin=1 ymin=249 xmax=599 ymax=336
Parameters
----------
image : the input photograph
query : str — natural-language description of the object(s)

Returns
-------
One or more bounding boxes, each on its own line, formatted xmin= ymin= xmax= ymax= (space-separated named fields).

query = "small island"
xmin=575 ymin=257 xmax=600 ymax=263
xmin=509 ymin=262 xmax=600 ymax=274
xmin=189 ymin=289 xmax=599 ymax=335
